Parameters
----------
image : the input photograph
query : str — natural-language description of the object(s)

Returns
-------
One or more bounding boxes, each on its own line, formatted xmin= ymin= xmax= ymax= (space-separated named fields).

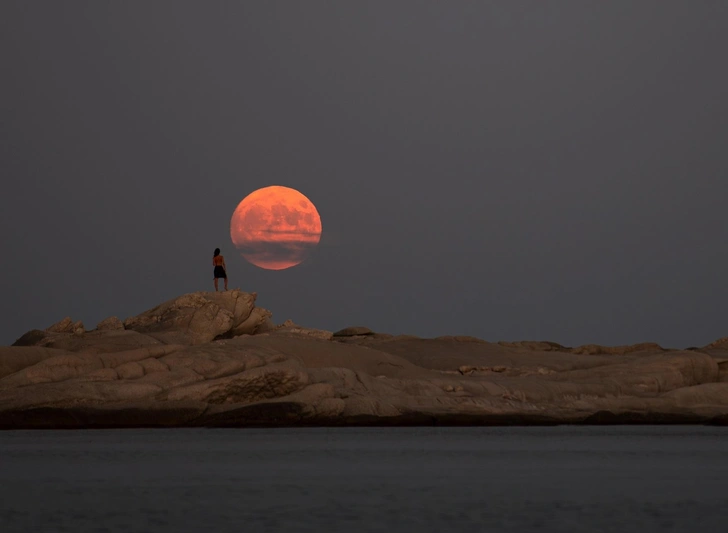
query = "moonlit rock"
xmin=46 ymin=317 xmax=74 ymax=333
xmin=96 ymin=316 xmax=124 ymax=331
xmin=2 ymin=292 xmax=728 ymax=428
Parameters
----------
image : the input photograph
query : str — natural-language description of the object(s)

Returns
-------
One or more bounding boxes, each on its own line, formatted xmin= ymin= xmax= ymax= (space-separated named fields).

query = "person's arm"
xmin=222 ymin=258 xmax=227 ymax=271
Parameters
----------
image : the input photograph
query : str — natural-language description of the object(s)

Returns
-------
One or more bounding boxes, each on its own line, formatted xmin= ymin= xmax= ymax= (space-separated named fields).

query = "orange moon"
xmin=229 ymin=186 xmax=322 ymax=270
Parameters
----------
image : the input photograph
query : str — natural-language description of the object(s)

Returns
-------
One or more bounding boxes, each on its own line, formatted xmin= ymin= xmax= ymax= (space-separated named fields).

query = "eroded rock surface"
xmin=2 ymin=291 xmax=728 ymax=428
xmin=96 ymin=316 xmax=124 ymax=331
xmin=122 ymin=290 xmax=270 ymax=344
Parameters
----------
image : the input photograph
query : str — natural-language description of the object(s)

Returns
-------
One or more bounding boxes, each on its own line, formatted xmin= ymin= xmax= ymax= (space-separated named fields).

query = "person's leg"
xmin=224 ymin=277 xmax=228 ymax=291
xmin=214 ymin=278 xmax=219 ymax=291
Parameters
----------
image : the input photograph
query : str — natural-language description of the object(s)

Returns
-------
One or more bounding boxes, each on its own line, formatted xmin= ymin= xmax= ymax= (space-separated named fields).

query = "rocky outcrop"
xmin=121 ymin=291 xmax=266 ymax=344
xmin=333 ymin=326 xmax=375 ymax=337
xmin=703 ymin=337 xmax=728 ymax=350
xmin=274 ymin=322 xmax=333 ymax=341
xmin=14 ymin=291 xmax=274 ymax=350
xmin=497 ymin=340 xmax=665 ymax=355
xmin=12 ymin=330 xmax=47 ymax=347
xmin=569 ymin=342 xmax=665 ymax=356
xmin=1 ymin=292 xmax=728 ymax=428
xmin=46 ymin=317 xmax=75 ymax=334
xmin=497 ymin=340 xmax=568 ymax=351
xmin=96 ymin=316 xmax=124 ymax=331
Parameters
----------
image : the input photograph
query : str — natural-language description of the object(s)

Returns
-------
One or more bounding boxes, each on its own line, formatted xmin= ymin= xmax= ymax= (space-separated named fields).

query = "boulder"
xmin=332 ymin=326 xmax=375 ymax=337
xmin=72 ymin=321 xmax=85 ymax=336
xmin=122 ymin=290 xmax=269 ymax=344
xmin=46 ymin=317 xmax=74 ymax=333
xmin=704 ymin=337 xmax=728 ymax=350
xmin=96 ymin=316 xmax=124 ymax=331
xmin=229 ymin=306 xmax=273 ymax=336
xmin=11 ymin=329 xmax=47 ymax=347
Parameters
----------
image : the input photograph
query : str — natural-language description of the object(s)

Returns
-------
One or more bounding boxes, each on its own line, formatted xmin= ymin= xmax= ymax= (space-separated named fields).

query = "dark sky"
xmin=2 ymin=1 xmax=727 ymax=348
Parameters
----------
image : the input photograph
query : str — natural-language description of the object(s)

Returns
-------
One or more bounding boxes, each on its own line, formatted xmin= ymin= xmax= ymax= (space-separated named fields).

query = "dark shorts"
xmin=214 ymin=266 xmax=227 ymax=279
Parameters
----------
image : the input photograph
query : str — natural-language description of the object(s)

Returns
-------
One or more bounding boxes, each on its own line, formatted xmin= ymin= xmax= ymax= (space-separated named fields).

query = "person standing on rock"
xmin=213 ymin=248 xmax=228 ymax=291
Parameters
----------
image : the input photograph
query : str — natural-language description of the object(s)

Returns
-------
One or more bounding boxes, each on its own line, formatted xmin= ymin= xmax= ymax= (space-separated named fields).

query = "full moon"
xmin=230 ymin=186 xmax=322 ymax=270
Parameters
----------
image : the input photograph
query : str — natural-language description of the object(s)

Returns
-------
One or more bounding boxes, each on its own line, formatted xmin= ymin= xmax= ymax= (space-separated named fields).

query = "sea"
xmin=1 ymin=426 xmax=726 ymax=532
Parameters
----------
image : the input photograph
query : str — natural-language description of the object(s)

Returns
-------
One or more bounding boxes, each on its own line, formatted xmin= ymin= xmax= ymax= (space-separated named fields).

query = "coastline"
xmin=2 ymin=290 xmax=727 ymax=429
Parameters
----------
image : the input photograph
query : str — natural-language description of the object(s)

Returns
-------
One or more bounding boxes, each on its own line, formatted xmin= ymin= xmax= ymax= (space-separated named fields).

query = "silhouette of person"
xmin=213 ymin=248 xmax=228 ymax=291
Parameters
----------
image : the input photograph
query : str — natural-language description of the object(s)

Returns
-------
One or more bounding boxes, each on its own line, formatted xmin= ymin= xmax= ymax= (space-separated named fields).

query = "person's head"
xmin=214 ymin=248 xmax=220 ymax=257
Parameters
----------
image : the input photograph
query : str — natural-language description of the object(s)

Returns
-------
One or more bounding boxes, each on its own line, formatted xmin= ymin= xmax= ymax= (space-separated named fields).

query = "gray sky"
xmin=2 ymin=1 xmax=727 ymax=348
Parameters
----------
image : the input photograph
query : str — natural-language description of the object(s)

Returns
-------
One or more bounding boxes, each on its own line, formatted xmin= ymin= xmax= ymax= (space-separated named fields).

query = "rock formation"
xmin=96 ymin=316 xmax=124 ymax=331
xmin=2 ymin=290 xmax=728 ymax=428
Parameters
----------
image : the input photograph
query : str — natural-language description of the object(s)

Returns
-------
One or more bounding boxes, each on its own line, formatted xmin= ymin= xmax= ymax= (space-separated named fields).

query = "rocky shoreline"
xmin=2 ymin=290 xmax=727 ymax=429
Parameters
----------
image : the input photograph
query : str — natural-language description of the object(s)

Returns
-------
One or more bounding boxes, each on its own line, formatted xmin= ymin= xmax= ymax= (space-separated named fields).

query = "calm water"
xmin=1 ymin=426 xmax=726 ymax=532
